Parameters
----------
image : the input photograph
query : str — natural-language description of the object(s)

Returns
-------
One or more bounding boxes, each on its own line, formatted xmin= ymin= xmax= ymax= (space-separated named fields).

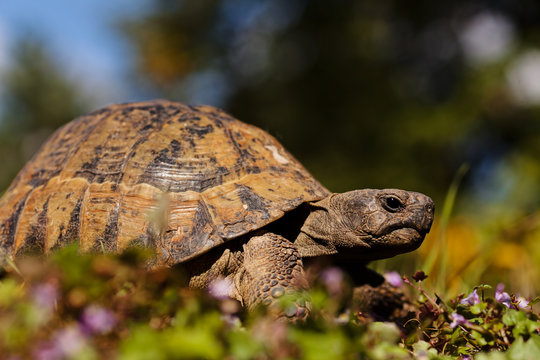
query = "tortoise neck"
xmin=294 ymin=205 xmax=339 ymax=258
xmin=295 ymin=231 xmax=337 ymax=257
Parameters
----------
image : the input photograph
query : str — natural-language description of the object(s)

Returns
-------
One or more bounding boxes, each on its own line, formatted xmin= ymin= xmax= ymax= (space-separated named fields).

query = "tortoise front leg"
xmin=235 ymin=232 xmax=308 ymax=315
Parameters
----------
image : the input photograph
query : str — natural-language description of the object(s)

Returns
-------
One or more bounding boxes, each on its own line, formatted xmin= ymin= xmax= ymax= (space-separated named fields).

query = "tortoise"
xmin=0 ymin=100 xmax=434 ymax=312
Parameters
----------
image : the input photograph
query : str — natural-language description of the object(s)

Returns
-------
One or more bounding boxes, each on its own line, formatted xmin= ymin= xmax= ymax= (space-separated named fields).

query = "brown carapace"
xmin=0 ymin=100 xmax=328 ymax=264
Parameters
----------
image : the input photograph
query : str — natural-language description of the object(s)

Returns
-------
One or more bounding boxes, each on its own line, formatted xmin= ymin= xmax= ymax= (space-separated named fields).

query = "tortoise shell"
xmin=0 ymin=100 xmax=330 ymax=265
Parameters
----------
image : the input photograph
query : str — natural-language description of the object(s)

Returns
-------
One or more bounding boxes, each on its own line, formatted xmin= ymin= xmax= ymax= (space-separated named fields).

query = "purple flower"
xmin=321 ymin=267 xmax=345 ymax=295
xmin=460 ymin=289 xmax=480 ymax=306
xmin=81 ymin=305 xmax=117 ymax=334
xmin=32 ymin=283 xmax=59 ymax=310
xmin=33 ymin=342 xmax=62 ymax=360
xmin=54 ymin=326 xmax=87 ymax=357
xmin=450 ymin=312 xmax=470 ymax=328
xmin=516 ymin=296 xmax=529 ymax=309
xmin=383 ymin=271 xmax=403 ymax=287
xmin=34 ymin=325 xmax=89 ymax=360
xmin=208 ymin=278 xmax=233 ymax=300
xmin=495 ymin=283 xmax=512 ymax=308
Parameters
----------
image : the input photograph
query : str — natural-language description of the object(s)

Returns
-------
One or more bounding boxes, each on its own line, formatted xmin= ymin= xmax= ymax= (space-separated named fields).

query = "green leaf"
xmin=526 ymin=318 xmax=540 ymax=334
xmin=118 ymin=327 xmax=166 ymax=360
xmin=366 ymin=322 xmax=401 ymax=343
xmin=529 ymin=296 xmax=540 ymax=306
xmin=0 ymin=279 xmax=24 ymax=307
xmin=474 ymin=351 xmax=508 ymax=360
xmin=507 ymin=334 xmax=540 ymax=360
xmin=412 ymin=341 xmax=452 ymax=360
xmin=471 ymin=330 xmax=488 ymax=346
xmin=470 ymin=301 xmax=488 ymax=315
xmin=457 ymin=346 xmax=473 ymax=356
xmin=369 ymin=341 xmax=410 ymax=360
xmin=502 ymin=309 xmax=540 ymax=338
xmin=503 ymin=309 xmax=526 ymax=327
xmin=290 ymin=329 xmax=349 ymax=360
xmin=228 ymin=329 xmax=266 ymax=360
xmin=165 ymin=325 xmax=224 ymax=359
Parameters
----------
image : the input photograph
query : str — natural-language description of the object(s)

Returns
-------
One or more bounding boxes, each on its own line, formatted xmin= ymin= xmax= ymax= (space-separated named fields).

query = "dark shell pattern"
xmin=0 ymin=100 xmax=330 ymax=265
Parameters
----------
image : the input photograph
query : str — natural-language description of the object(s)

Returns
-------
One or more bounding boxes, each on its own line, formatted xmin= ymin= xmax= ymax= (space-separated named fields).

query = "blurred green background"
xmin=0 ymin=0 xmax=538 ymax=297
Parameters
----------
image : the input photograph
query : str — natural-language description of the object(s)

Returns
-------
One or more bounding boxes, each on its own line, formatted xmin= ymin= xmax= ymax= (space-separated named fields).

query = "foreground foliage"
xmin=0 ymin=247 xmax=538 ymax=359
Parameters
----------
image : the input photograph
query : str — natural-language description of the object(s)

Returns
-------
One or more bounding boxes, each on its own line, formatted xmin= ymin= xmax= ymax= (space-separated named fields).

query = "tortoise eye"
xmin=382 ymin=196 xmax=403 ymax=212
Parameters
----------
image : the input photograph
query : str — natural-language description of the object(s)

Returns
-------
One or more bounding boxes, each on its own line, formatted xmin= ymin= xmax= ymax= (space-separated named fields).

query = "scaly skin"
xmin=185 ymin=188 xmax=434 ymax=315
xmin=238 ymin=233 xmax=307 ymax=309
xmin=185 ymin=233 xmax=307 ymax=309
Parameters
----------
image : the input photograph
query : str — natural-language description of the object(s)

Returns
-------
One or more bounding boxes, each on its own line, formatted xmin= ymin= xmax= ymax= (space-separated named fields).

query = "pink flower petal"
xmin=383 ymin=271 xmax=403 ymax=287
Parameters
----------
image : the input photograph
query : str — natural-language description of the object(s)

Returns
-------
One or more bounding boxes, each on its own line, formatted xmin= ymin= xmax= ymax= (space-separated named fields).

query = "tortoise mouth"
xmin=386 ymin=226 xmax=425 ymax=250
xmin=333 ymin=227 xmax=427 ymax=261
xmin=359 ymin=227 xmax=426 ymax=260
xmin=386 ymin=227 xmax=424 ymax=246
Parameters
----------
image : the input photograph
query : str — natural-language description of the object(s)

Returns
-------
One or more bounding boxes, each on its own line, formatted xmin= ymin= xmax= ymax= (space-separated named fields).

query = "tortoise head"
xmin=299 ymin=189 xmax=434 ymax=260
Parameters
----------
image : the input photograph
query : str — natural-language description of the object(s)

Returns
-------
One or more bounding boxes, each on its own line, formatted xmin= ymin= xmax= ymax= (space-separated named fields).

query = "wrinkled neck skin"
xmin=294 ymin=195 xmax=375 ymax=261
xmin=295 ymin=231 xmax=337 ymax=258
xmin=294 ymin=201 xmax=388 ymax=285
xmin=295 ymin=216 xmax=379 ymax=286
xmin=294 ymin=200 xmax=373 ymax=261
xmin=295 ymin=214 xmax=376 ymax=263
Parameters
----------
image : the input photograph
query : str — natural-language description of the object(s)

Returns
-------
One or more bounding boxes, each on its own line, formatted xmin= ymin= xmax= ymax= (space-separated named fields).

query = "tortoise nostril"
xmin=421 ymin=198 xmax=435 ymax=214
